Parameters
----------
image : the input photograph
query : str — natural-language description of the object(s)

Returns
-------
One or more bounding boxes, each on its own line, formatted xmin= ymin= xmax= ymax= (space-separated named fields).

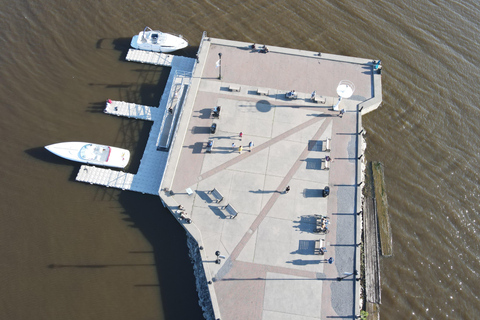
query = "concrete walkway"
xmin=160 ymin=37 xmax=378 ymax=320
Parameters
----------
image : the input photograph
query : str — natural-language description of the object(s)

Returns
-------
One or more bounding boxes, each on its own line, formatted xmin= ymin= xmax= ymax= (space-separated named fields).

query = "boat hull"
xmin=130 ymin=31 xmax=188 ymax=53
xmin=45 ymin=142 xmax=130 ymax=169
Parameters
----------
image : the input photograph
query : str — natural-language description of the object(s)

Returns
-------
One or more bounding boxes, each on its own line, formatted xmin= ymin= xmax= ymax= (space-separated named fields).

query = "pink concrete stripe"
xmin=230 ymin=118 xmax=332 ymax=261
xmin=198 ymin=115 xmax=325 ymax=182
xmin=220 ymin=260 xmax=319 ymax=282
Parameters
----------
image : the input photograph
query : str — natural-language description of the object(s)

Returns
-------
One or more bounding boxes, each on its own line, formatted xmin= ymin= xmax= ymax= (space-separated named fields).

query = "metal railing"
xmin=156 ymin=70 xmax=192 ymax=150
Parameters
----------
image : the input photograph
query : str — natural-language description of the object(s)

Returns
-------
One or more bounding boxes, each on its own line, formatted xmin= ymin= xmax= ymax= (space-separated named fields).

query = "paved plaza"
xmin=160 ymin=38 xmax=381 ymax=319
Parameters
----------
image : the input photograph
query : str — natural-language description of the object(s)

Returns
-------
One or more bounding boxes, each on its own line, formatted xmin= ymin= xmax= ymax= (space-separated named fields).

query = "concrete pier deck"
xmin=159 ymin=37 xmax=381 ymax=319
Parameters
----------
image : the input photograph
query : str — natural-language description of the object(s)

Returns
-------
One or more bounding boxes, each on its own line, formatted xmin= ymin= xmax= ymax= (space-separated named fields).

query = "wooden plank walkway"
xmin=104 ymin=100 xmax=159 ymax=120
xmin=364 ymin=197 xmax=381 ymax=304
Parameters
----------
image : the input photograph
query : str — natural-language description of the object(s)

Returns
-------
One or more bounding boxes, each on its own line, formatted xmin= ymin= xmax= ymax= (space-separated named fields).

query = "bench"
xmin=207 ymin=188 xmax=224 ymax=203
xmin=229 ymin=85 xmax=241 ymax=92
xmin=212 ymin=106 xmax=221 ymax=118
xmin=257 ymin=88 xmax=269 ymax=95
xmin=314 ymin=239 xmax=326 ymax=255
xmin=224 ymin=203 xmax=238 ymax=219
xmin=206 ymin=140 xmax=214 ymax=153
xmin=313 ymin=95 xmax=326 ymax=104
xmin=323 ymin=138 xmax=331 ymax=152
xmin=321 ymin=158 xmax=330 ymax=170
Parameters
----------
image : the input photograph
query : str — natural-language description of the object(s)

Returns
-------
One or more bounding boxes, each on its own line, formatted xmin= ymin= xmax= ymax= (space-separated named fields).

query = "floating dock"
xmin=75 ymin=50 xmax=195 ymax=195
xmin=103 ymin=100 xmax=160 ymax=120
xmin=75 ymin=36 xmax=382 ymax=320
xmin=126 ymin=49 xmax=175 ymax=66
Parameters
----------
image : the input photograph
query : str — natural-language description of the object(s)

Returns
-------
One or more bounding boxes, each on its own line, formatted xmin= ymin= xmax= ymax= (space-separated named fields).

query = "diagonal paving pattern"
xmin=160 ymin=37 xmax=377 ymax=320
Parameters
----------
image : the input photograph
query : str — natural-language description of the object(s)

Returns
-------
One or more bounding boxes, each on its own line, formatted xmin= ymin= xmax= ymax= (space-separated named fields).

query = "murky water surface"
xmin=1 ymin=0 xmax=479 ymax=319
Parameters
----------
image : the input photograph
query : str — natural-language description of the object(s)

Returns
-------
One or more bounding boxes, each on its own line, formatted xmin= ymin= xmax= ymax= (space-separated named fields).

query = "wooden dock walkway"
xmin=364 ymin=197 xmax=381 ymax=304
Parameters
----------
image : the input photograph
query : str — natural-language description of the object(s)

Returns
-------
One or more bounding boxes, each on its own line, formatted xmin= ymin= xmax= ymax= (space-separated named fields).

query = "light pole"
xmin=337 ymin=270 xmax=359 ymax=281
xmin=218 ymin=53 xmax=222 ymax=80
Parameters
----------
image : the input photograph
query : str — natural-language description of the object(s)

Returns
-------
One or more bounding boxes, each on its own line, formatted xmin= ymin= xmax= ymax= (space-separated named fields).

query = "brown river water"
xmin=0 ymin=0 xmax=479 ymax=319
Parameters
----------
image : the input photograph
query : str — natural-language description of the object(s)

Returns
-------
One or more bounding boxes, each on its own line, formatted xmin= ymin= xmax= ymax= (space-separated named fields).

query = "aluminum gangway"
xmin=156 ymin=70 xmax=192 ymax=150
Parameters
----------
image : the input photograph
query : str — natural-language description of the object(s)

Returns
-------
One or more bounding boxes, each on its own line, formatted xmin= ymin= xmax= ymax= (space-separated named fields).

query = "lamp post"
xmin=337 ymin=270 xmax=359 ymax=281
xmin=218 ymin=53 xmax=222 ymax=80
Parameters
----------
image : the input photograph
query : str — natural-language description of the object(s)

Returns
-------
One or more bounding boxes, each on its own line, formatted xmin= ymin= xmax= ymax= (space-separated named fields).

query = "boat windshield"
xmin=80 ymin=144 xmax=110 ymax=162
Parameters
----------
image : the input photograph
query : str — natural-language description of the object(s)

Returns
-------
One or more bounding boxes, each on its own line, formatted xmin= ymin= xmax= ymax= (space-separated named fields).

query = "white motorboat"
xmin=45 ymin=142 xmax=130 ymax=169
xmin=130 ymin=27 xmax=188 ymax=53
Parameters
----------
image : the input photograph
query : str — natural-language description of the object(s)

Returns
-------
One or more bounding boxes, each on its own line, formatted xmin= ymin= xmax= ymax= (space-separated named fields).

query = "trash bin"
xmin=210 ymin=123 xmax=217 ymax=134
xmin=323 ymin=186 xmax=330 ymax=197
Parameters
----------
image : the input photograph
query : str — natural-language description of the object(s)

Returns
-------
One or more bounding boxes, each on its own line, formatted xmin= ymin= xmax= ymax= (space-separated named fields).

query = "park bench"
xmin=313 ymin=95 xmax=326 ymax=104
xmin=229 ymin=85 xmax=241 ymax=92
xmin=322 ymin=138 xmax=331 ymax=152
xmin=212 ymin=106 xmax=221 ymax=118
xmin=321 ymin=158 xmax=330 ymax=170
xmin=207 ymin=188 xmax=224 ymax=203
xmin=224 ymin=203 xmax=238 ymax=219
xmin=256 ymin=88 xmax=269 ymax=95
xmin=206 ymin=140 xmax=214 ymax=153
xmin=314 ymin=239 xmax=326 ymax=255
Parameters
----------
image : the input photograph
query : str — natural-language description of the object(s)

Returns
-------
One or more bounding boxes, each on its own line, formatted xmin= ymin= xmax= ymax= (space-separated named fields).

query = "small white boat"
xmin=45 ymin=142 xmax=130 ymax=169
xmin=130 ymin=27 xmax=188 ymax=53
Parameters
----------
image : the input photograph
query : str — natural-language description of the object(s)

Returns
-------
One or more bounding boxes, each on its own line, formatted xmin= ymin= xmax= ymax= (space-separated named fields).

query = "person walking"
xmin=285 ymin=186 xmax=291 ymax=193
xmin=239 ymin=132 xmax=243 ymax=140
xmin=239 ymin=146 xmax=243 ymax=154
xmin=339 ymin=109 xmax=345 ymax=118
xmin=248 ymin=141 xmax=254 ymax=151
xmin=232 ymin=143 xmax=236 ymax=151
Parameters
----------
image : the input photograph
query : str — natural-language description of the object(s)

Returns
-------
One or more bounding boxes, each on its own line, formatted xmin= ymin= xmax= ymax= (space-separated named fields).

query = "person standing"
xmin=239 ymin=146 xmax=243 ymax=154
xmin=339 ymin=109 xmax=345 ymax=118
xmin=232 ymin=143 xmax=236 ymax=151
xmin=248 ymin=141 xmax=254 ymax=151
xmin=285 ymin=186 xmax=291 ymax=193
xmin=239 ymin=132 xmax=243 ymax=140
